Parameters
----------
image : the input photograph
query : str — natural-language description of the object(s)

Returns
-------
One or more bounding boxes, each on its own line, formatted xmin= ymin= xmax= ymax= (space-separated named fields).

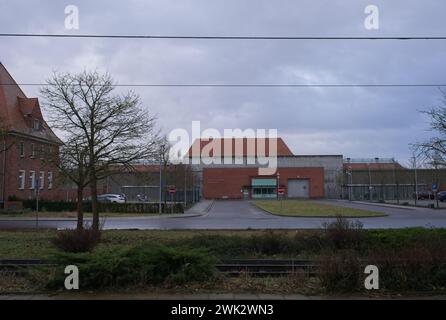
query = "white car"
xmin=97 ymin=194 xmax=126 ymax=203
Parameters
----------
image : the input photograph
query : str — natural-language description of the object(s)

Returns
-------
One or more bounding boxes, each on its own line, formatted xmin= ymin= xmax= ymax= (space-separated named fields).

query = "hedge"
xmin=22 ymin=200 xmax=184 ymax=214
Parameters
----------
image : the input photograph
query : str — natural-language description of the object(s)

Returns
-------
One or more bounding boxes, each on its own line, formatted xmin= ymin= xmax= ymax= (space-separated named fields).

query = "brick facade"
xmin=0 ymin=63 xmax=61 ymax=203
xmin=203 ymin=167 xmax=325 ymax=199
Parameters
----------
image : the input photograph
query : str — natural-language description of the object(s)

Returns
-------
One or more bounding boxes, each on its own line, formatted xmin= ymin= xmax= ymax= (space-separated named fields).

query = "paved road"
xmin=2 ymin=200 xmax=446 ymax=230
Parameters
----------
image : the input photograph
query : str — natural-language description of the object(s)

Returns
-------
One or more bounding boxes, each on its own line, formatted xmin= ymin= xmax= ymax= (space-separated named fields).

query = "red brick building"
xmin=188 ymin=138 xmax=342 ymax=200
xmin=0 ymin=63 xmax=61 ymax=205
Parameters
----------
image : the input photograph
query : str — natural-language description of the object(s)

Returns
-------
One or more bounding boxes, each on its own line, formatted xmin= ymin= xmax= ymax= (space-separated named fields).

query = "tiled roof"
xmin=0 ymin=63 xmax=61 ymax=144
xmin=187 ymin=137 xmax=294 ymax=157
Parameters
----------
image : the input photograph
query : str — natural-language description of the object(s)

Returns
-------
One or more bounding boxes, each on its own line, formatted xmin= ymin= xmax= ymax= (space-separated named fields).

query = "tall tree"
xmin=415 ymin=88 xmax=446 ymax=168
xmin=41 ymin=71 xmax=159 ymax=230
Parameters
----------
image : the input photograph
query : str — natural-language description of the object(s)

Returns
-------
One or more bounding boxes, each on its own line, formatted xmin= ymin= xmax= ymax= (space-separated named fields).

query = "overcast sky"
xmin=1 ymin=0 xmax=445 ymax=163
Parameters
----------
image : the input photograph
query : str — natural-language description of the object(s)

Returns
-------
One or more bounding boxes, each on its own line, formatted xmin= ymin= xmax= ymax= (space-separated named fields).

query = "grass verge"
xmin=253 ymin=200 xmax=386 ymax=217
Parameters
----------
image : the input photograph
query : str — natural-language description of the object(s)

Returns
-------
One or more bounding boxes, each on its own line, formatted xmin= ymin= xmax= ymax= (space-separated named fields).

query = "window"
xmin=19 ymin=142 xmax=25 ymax=158
xmin=30 ymin=144 xmax=35 ymax=158
xmin=29 ymin=171 xmax=35 ymax=189
xmin=48 ymin=172 xmax=53 ymax=190
xmin=33 ymin=119 xmax=40 ymax=130
xmin=40 ymin=145 xmax=45 ymax=160
xmin=39 ymin=171 xmax=45 ymax=190
xmin=18 ymin=170 xmax=25 ymax=190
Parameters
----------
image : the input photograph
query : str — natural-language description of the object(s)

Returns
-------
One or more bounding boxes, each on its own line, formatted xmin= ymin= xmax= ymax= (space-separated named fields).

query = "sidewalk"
xmin=1 ymin=292 xmax=445 ymax=300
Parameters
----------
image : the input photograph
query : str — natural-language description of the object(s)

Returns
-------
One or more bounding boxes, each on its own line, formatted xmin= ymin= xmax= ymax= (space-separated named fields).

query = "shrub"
xmin=48 ymin=246 xmax=216 ymax=289
xmin=368 ymin=240 xmax=446 ymax=291
xmin=251 ymin=231 xmax=294 ymax=256
xmin=22 ymin=200 xmax=184 ymax=214
xmin=7 ymin=195 xmax=20 ymax=201
xmin=322 ymin=216 xmax=365 ymax=250
xmin=52 ymin=228 xmax=101 ymax=253
xmin=318 ymin=251 xmax=362 ymax=292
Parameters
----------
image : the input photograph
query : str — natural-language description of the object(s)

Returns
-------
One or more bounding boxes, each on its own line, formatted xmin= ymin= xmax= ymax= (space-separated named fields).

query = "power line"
xmin=1 ymin=33 xmax=446 ymax=40
xmin=1 ymin=83 xmax=445 ymax=88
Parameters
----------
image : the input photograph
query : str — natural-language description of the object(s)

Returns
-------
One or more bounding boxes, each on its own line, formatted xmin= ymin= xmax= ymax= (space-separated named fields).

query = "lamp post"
xmin=159 ymin=145 xmax=164 ymax=214
xmin=346 ymin=166 xmax=353 ymax=201
xmin=412 ymin=155 xmax=418 ymax=206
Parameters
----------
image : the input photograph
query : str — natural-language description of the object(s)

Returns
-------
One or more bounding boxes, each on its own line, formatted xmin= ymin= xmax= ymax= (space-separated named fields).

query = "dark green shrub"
xmin=7 ymin=195 xmax=20 ymax=201
xmin=251 ymin=231 xmax=293 ymax=256
xmin=172 ymin=235 xmax=254 ymax=257
xmin=22 ymin=200 xmax=184 ymax=214
xmin=49 ymin=246 xmax=216 ymax=289
xmin=368 ymin=241 xmax=446 ymax=291
xmin=52 ymin=228 xmax=101 ymax=253
xmin=318 ymin=251 xmax=362 ymax=292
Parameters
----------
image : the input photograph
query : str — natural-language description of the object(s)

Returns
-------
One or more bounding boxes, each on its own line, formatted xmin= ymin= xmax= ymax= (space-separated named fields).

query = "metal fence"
xmin=341 ymin=184 xmax=427 ymax=201
xmin=120 ymin=185 xmax=201 ymax=204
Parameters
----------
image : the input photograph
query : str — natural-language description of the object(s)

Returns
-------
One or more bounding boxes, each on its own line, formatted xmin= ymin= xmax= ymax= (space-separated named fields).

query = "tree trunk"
xmin=90 ymin=177 xmax=99 ymax=231
xmin=76 ymin=187 xmax=84 ymax=230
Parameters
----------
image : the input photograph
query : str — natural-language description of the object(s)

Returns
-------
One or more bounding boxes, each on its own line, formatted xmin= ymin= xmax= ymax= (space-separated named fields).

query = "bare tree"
xmin=414 ymin=88 xmax=446 ymax=168
xmin=41 ymin=71 xmax=159 ymax=230
xmin=47 ymin=135 xmax=90 ymax=230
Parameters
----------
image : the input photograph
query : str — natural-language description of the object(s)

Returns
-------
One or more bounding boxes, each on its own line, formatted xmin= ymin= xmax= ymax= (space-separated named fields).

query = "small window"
xmin=30 ymin=144 xmax=35 ymax=158
xmin=29 ymin=171 xmax=35 ymax=190
xmin=33 ymin=119 xmax=40 ymax=130
xmin=19 ymin=142 xmax=25 ymax=158
xmin=48 ymin=172 xmax=53 ymax=190
xmin=39 ymin=171 xmax=45 ymax=190
xmin=40 ymin=145 xmax=45 ymax=160
xmin=18 ymin=170 xmax=26 ymax=190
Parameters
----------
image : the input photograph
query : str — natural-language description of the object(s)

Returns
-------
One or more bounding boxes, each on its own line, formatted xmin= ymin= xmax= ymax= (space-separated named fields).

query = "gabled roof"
xmin=187 ymin=137 xmax=294 ymax=157
xmin=0 ymin=63 xmax=61 ymax=144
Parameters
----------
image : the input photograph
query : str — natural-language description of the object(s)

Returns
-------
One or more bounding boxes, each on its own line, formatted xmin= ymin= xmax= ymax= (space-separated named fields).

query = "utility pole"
xmin=159 ymin=145 xmax=163 ymax=214
xmin=184 ymin=165 xmax=187 ymax=206
xmin=368 ymin=162 xmax=372 ymax=202
xmin=412 ymin=155 xmax=418 ymax=206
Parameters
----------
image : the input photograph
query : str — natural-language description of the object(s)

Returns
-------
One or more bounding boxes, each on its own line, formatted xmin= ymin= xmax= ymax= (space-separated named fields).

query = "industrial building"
xmin=188 ymin=138 xmax=343 ymax=200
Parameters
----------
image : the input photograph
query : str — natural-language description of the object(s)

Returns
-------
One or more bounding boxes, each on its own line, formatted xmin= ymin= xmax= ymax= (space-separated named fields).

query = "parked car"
xmin=97 ymin=194 xmax=126 ymax=203
xmin=438 ymin=191 xmax=446 ymax=202
xmin=413 ymin=191 xmax=435 ymax=200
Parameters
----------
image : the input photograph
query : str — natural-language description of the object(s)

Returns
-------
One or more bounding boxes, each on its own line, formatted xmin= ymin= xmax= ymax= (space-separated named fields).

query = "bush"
xmin=49 ymin=246 xmax=216 ymax=289
xmin=52 ymin=228 xmax=101 ymax=253
xmin=251 ymin=231 xmax=294 ymax=256
xmin=368 ymin=240 xmax=446 ymax=291
xmin=22 ymin=199 xmax=184 ymax=214
xmin=318 ymin=251 xmax=362 ymax=292
xmin=323 ymin=216 xmax=365 ymax=250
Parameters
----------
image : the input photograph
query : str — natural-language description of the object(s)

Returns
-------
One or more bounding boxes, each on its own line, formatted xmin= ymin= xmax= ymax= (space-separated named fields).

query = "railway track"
xmin=0 ymin=259 xmax=319 ymax=277
xmin=216 ymin=259 xmax=318 ymax=277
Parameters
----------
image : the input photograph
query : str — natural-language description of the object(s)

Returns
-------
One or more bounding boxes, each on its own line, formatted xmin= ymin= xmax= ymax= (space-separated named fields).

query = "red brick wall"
xmin=203 ymin=167 xmax=325 ymax=199
xmin=1 ymin=135 xmax=61 ymax=201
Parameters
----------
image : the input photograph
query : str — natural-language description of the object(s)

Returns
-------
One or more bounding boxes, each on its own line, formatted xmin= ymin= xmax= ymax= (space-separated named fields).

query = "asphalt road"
xmin=2 ymin=200 xmax=446 ymax=230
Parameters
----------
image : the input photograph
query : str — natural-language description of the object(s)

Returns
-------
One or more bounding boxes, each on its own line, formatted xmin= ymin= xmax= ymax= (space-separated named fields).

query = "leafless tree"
xmin=41 ymin=71 xmax=159 ymax=230
xmin=414 ymin=88 xmax=446 ymax=168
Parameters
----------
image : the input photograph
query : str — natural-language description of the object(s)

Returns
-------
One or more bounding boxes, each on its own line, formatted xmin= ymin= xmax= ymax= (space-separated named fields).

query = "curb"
xmin=348 ymin=201 xmax=417 ymax=211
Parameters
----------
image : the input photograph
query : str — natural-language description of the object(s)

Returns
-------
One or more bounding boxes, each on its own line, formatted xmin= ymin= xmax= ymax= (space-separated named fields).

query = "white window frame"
xmin=18 ymin=170 xmax=26 ymax=190
xmin=39 ymin=171 xmax=45 ymax=190
xmin=48 ymin=171 xmax=53 ymax=190
xmin=29 ymin=171 xmax=35 ymax=190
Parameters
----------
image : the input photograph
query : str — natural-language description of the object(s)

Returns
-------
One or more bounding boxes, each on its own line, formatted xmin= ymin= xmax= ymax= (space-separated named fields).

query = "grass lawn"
xmin=0 ymin=230 xmax=274 ymax=259
xmin=253 ymin=200 xmax=386 ymax=217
